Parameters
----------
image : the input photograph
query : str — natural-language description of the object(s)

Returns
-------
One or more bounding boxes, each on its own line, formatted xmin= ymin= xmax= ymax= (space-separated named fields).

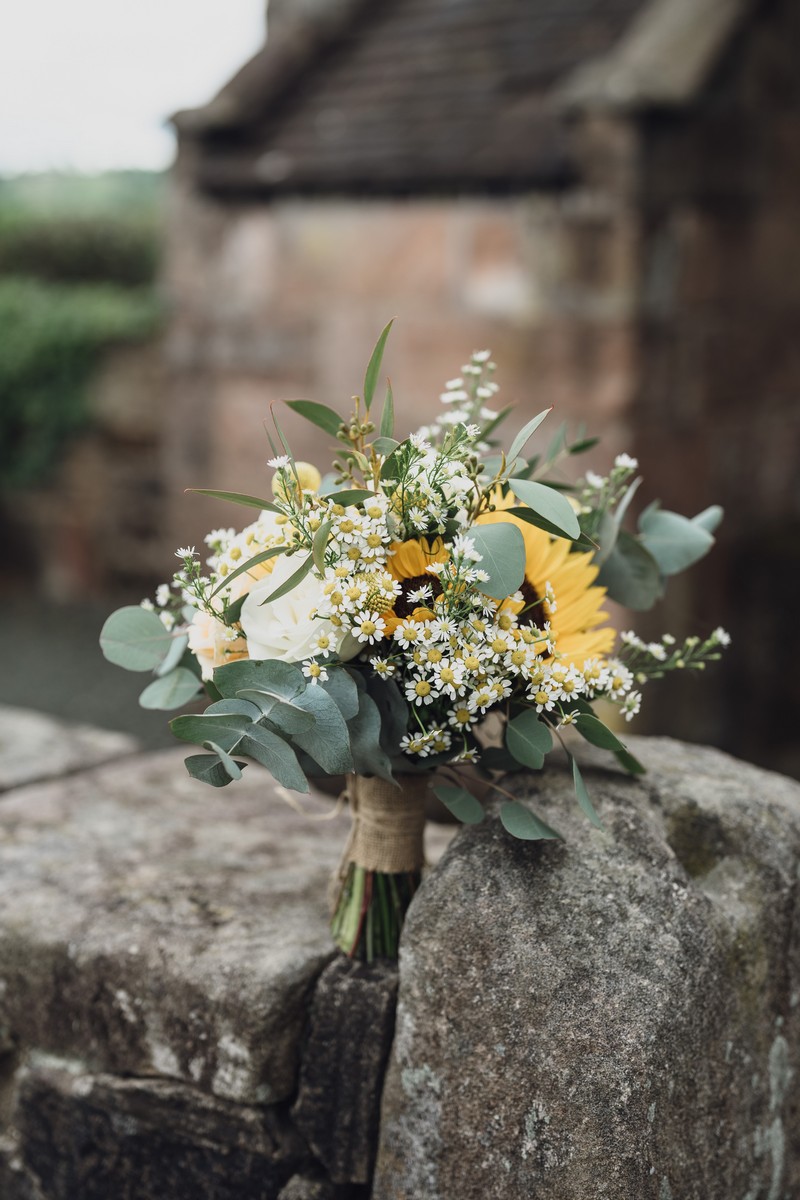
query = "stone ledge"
xmin=0 ymin=706 xmax=137 ymax=793
xmin=0 ymin=747 xmax=352 ymax=1106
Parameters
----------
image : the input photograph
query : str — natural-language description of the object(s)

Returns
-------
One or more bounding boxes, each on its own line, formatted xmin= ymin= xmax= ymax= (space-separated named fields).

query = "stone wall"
xmin=2 ymin=715 xmax=800 ymax=1197
xmin=163 ymin=154 xmax=640 ymax=558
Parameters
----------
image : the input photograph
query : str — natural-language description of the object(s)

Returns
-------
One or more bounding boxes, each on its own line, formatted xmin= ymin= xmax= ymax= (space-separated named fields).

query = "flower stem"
xmin=331 ymin=864 xmax=421 ymax=961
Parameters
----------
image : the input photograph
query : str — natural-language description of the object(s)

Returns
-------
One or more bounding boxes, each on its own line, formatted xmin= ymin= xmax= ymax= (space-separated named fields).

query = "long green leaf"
xmin=312 ymin=519 xmax=333 ymax=574
xmin=186 ymin=489 xmax=281 ymax=514
xmin=467 ymin=523 xmax=526 ymax=600
xmin=99 ymin=606 xmax=174 ymax=672
xmin=433 ymin=785 xmax=484 ymax=825
xmin=507 ymin=408 xmax=552 ymax=464
xmin=285 ymin=399 xmax=345 ymax=437
xmin=571 ymin=756 xmax=603 ymax=829
xmin=209 ymin=545 xmax=288 ymax=599
xmin=508 ymin=477 xmax=580 ymax=540
xmin=508 ymin=507 xmax=596 ymax=552
xmin=500 ymin=801 xmax=561 ymax=840
xmin=363 ymin=318 xmax=394 ymax=411
xmin=379 ymin=380 xmax=394 ymax=438
xmin=324 ymin=488 xmax=376 ymax=507
xmin=575 ymin=712 xmax=630 ymax=755
xmin=257 ymin=554 xmax=314 ymax=605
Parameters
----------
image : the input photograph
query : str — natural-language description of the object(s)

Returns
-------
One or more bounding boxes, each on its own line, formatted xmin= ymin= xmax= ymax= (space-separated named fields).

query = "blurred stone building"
xmin=164 ymin=0 xmax=800 ymax=774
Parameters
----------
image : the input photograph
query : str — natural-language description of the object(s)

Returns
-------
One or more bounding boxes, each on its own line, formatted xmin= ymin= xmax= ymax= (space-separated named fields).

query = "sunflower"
xmin=476 ymin=500 xmax=614 ymax=667
xmin=383 ymin=537 xmax=449 ymax=633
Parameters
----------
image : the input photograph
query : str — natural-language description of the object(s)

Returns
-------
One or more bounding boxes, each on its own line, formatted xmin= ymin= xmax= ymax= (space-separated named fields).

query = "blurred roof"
xmin=172 ymin=0 xmax=754 ymax=197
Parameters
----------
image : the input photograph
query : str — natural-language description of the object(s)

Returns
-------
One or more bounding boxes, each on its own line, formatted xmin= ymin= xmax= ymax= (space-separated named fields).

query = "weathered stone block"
xmin=0 ymin=748 xmax=350 ymax=1105
xmin=374 ymin=737 xmax=800 ymax=1199
xmin=293 ymin=957 xmax=399 ymax=1184
xmin=14 ymin=1056 xmax=305 ymax=1199
xmin=0 ymin=706 xmax=136 ymax=793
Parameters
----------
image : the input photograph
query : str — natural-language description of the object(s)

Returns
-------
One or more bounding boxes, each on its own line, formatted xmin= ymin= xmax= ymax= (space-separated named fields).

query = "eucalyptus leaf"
xmin=500 ymin=801 xmax=561 ymax=840
xmin=236 ymin=689 xmax=316 ymax=733
xmin=572 ymin=756 xmax=603 ymax=829
xmin=185 ymin=753 xmax=242 ymax=788
xmin=291 ymin=685 xmax=354 ymax=774
xmin=348 ymin=690 xmax=395 ymax=782
xmin=373 ymin=436 xmax=400 ymax=456
xmin=257 ymin=554 xmax=314 ymax=605
xmin=638 ymin=508 xmax=714 ymax=576
xmin=186 ymin=489 xmax=281 ymax=514
xmin=363 ymin=318 xmax=394 ymax=411
xmin=205 ymin=698 xmax=262 ymax=721
xmin=139 ymin=667 xmax=203 ymax=711
xmin=285 ymin=399 xmax=344 ymax=437
xmin=203 ymin=740 xmax=243 ymax=781
xmin=508 ymin=477 xmax=580 ymax=540
xmin=506 ymin=709 xmax=552 ymax=769
xmin=468 ymin=523 xmax=526 ymax=600
xmin=100 ymin=606 xmax=175 ymax=672
xmin=321 ymin=668 xmax=361 ymax=720
xmin=596 ymin=531 xmax=663 ymax=610
xmin=170 ymin=712 xmax=251 ymax=746
xmin=692 ymin=505 xmax=724 ymax=534
xmin=433 ymin=785 xmax=485 ymax=825
xmin=479 ymin=745 xmax=522 ymax=773
xmin=507 ymin=408 xmax=552 ymax=464
xmin=365 ymin=674 xmax=408 ymax=757
xmin=591 ymin=510 xmax=618 ymax=567
xmin=613 ymin=476 xmax=642 ymax=533
xmin=238 ymin=725 xmax=309 ymax=792
xmin=154 ymin=633 xmax=189 ymax=678
xmin=214 ymin=658 xmax=305 ymax=702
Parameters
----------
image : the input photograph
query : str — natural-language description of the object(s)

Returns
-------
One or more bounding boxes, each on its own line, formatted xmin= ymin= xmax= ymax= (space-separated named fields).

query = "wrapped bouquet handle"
xmin=331 ymin=774 xmax=430 ymax=960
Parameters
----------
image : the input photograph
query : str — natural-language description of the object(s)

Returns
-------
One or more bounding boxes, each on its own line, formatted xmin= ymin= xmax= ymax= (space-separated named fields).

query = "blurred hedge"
xmin=0 ymin=211 xmax=159 ymax=286
xmin=0 ymin=277 xmax=161 ymax=488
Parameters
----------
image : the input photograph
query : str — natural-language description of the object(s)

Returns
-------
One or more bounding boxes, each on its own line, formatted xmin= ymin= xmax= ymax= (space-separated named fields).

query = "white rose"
xmin=240 ymin=554 xmax=359 ymax=663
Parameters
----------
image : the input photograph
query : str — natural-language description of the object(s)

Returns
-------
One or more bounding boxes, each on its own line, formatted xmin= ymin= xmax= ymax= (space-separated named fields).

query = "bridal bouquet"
xmin=101 ymin=323 xmax=729 ymax=959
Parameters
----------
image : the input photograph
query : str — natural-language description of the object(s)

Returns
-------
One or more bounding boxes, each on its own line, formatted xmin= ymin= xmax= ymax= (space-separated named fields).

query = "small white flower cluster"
xmin=416 ymin=349 xmax=500 ymax=447
xmin=619 ymin=627 xmax=730 ymax=681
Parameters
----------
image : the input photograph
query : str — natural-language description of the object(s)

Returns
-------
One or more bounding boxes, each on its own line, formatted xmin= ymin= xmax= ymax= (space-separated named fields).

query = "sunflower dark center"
xmin=393 ymin=574 xmax=443 ymax=619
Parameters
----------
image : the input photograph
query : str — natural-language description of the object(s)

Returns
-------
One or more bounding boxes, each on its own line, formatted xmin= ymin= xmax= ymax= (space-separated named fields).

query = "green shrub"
xmin=0 ymin=277 xmax=161 ymax=488
xmin=0 ymin=212 xmax=160 ymax=286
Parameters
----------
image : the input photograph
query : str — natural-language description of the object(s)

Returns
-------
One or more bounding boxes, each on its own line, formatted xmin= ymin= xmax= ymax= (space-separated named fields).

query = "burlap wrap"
xmin=344 ymin=773 xmax=428 ymax=874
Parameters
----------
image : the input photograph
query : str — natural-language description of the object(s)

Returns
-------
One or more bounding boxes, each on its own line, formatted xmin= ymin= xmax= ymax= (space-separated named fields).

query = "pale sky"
xmin=0 ymin=1 xmax=267 ymax=174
